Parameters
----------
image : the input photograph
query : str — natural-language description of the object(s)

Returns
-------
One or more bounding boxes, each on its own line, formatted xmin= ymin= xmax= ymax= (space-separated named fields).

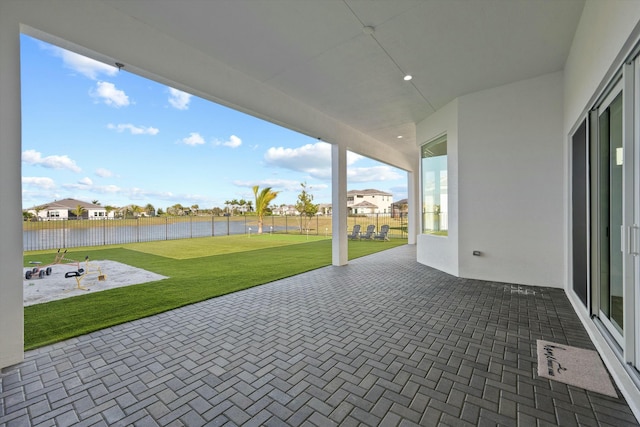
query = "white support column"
xmin=407 ymin=170 xmax=418 ymax=245
xmin=0 ymin=10 xmax=25 ymax=369
xmin=332 ymin=143 xmax=348 ymax=265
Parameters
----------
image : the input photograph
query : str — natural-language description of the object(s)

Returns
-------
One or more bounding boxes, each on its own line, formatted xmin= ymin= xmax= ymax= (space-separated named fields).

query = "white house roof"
xmin=348 ymin=189 xmax=393 ymax=197
xmin=352 ymin=201 xmax=379 ymax=209
xmin=28 ymin=198 xmax=103 ymax=211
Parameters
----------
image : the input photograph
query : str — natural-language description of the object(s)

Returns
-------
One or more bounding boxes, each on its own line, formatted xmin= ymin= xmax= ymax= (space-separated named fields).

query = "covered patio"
xmin=3 ymin=0 xmax=640 ymax=423
xmin=1 ymin=246 xmax=636 ymax=426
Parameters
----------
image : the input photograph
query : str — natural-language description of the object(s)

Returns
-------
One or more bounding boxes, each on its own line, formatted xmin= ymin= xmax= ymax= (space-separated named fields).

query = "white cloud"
xmin=347 ymin=152 xmax=364 ymax=164
xmin=265 ymin=142 xmax=329 ymax=172
xmin=306 ymin=183 xmax=329 ymax=190
xmin=107 ymin=123 xmax=159 ymax=135
xmin=62 ymin=182 xmax=121 ymax=193
xmin=91 ymin=81 xmax=130 ymax=107
xmin=389 ymin=185 xmax=408 ymax=201
xmin=347 ymin=165 xmax=403 ymax=183
xmin=22 ymin=177 xmax=56 ymax=190
xmin=264 ymin=142 xmax=404 ymax=186
xmin=96 ymin=185 xmax=121 ymax=194
xmin=180 ymin=132 xmax=205 ymax=146
xmin=233 ymin=179 xmax=302 ymax=192
xmin=168 ymin=88 xmax=192 ymax=110
xmin=216 ymin=135 xmax=242 ymax=148
xmin=22 ymin=149 xmax=81 ymax=173
xmin=78 ymin=177 xmax=93 ymax=186
xmin=49 ymin=45 xmax=118 ymax=80
xmin=95 ymin=168 xmax=113 ymax=178
xmin=264 ymin=142 xmax=362 ymax=180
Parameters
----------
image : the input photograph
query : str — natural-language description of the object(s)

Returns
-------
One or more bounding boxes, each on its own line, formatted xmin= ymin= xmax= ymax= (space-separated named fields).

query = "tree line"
xmin=24 ymin=183 xmax=320 ymax=234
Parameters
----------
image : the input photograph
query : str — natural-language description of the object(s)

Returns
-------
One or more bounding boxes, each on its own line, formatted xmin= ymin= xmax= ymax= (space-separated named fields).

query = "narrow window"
xmin=421 ymin=135 xmax=447 ymax=235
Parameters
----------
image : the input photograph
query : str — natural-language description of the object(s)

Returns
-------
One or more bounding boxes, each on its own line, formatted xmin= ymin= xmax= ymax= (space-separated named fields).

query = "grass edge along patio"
xmin=23 ymin=234 xmax=407 ymax=350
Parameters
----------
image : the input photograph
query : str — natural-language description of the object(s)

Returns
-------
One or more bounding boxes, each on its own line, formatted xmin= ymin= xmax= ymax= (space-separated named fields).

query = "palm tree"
xmin=230 ymin=199 xmax=239 ymax=215
xmin=104 ymin=205 xmax=116 ymax=218
xmin=145 ymin=203 xmax=155 ymax=217
xmin=253 ymin=185 xmax=279 ymax=234
xmin=131 ymin=205 xmax=144 ymax=217
xmin=33 ymin=205 xmax=47 ymax=221
xmin=72 ymin=204 xmax=86 ymax=220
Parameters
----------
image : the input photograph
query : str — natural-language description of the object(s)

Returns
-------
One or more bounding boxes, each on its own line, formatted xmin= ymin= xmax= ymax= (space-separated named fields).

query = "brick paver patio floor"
xmin=1 ymin=245 xmax=638 ymax=426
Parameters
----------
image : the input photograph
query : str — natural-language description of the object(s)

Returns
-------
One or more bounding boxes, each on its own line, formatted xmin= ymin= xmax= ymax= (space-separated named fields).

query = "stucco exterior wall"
xmin=457 ymin=72 xmax=564 ymax=287
xmin=416 ymin=73 xmax=564 ymax=288
xmin=416 ymin=99 xmax=459 ymax=277
xmin=347 ymin=192 xmax=393 ymax=214
xmin=564 ymin=0 xmax=640 ymax=133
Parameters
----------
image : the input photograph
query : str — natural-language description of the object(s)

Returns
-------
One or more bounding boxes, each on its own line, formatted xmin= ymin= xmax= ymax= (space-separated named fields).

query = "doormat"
xmin=537 ymin=340 xmax=617 ymax=398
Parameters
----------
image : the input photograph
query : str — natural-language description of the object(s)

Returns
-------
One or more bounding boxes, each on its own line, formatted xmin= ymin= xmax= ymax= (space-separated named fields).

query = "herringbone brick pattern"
xmin=1 ymin=245 xmax=637 ymax=426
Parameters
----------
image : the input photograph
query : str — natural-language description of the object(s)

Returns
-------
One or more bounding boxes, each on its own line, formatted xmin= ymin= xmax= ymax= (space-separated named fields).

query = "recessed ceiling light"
xmin=397 ymin=135 xmax=403 ymax=139
xmin=363 ymin=26 xmax=375 ymax=35
xmin=403 ymin=75 xmax=412 ymax=81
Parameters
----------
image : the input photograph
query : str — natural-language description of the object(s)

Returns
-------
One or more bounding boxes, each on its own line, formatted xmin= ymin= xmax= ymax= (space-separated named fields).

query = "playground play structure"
xmin=25 ymin=249 xmax=106 ymax=290
xmin=25 ymin=248 xmax=68 ymax=279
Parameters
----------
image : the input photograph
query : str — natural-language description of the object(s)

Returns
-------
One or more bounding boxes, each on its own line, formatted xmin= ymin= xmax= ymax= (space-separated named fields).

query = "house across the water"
xmin=25 ymin=198 xmax=110 ymax=220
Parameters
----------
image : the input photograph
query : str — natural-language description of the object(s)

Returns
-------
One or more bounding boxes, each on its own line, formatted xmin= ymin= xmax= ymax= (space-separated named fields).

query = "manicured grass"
xmin=124 ymin=233 xmax=330 ymax=259
xmin=23 ymin=235 xmax=406 ymax=350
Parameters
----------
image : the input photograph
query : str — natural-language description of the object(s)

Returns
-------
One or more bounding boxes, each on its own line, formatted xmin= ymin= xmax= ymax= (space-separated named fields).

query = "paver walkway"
xmin=1 ymin=245 xmax=638 ymax=426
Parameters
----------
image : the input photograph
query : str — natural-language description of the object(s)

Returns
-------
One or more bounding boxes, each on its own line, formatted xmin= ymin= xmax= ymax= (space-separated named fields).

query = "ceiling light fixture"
xmin=362 ymin=26 xmax=414 ymax=83
xmin=347 ymin=5 xmax=433 ymax=109
xmin=397 ymin=135 xmax=403 ymax=139
xmin=363 ymin=26 xmax=375 ymax=35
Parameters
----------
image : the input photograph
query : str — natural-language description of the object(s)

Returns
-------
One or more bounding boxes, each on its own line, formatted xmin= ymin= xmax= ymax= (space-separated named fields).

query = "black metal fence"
xmin=23 ymin=214 xmax=407 ymax=251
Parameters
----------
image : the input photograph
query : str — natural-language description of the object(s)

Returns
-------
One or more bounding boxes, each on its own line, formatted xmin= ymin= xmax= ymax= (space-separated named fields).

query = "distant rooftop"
xmin=347 ymin=189 xmax=392 ymax=196
xmin=27 ymin=198 xmax=102 ymax=211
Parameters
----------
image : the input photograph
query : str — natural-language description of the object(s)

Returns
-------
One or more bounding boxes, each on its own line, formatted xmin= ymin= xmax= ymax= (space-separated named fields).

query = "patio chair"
xmin=374 ymin=224 xmax=390 ymax=241
xmin=348 ymin=224 xmax=361 ymax=240
xmin=360 ymin=225 xmax=376 ymax=240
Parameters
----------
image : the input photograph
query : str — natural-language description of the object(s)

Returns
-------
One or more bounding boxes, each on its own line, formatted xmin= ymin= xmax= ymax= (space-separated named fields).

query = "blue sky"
xmin=20 ymin=34 xmax=407 ymax=211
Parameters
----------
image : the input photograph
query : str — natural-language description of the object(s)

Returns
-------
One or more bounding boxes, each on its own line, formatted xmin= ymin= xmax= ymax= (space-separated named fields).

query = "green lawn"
xmin=23 ymin=235 xmax=406 ymax=350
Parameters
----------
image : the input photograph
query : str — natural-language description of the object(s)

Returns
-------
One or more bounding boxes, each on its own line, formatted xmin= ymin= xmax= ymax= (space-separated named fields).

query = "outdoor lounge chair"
xmin=348 ymin=224 xmax=361 ymax=240
xmin=360 ymin=225 xmax=376 ymax=240
xmin=374 ymin=224 xmax=390 ymax=241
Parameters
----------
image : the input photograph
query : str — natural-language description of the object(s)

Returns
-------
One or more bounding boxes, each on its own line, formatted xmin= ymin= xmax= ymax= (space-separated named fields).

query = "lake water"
xmin=23 ymin=218 xmax=288 ymax=251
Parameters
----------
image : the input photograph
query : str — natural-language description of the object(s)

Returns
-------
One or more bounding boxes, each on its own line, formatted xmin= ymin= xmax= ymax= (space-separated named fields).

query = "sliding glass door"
xmin=587 ymin=63 xmax=639 ymax=368
xmin=570 ymin=39 xmax=640 ymax=379
xmin=596 ymin=87 xmax=625 ymax=343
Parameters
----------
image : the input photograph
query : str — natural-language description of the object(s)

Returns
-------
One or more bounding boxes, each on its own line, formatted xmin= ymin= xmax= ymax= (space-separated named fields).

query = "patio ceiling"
xmin=102 ymin=0 xmax=584 ymax=154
